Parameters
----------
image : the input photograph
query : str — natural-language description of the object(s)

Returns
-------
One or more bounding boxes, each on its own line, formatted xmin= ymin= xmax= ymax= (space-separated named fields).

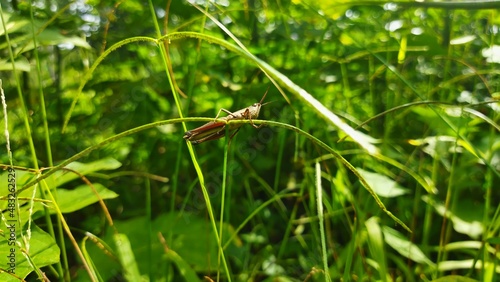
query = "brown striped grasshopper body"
xmin=183 ymin=89 xmax=269 ymax=144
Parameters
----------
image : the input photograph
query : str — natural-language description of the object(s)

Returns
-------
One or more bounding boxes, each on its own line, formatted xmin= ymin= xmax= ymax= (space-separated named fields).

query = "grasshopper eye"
xmin=253 ymin=103 xmax=259 ymax=106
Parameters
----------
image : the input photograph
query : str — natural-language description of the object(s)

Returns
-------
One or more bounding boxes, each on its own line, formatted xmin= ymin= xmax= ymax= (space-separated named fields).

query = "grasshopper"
xmin=183 ymin=89 xmax=269 ymax=144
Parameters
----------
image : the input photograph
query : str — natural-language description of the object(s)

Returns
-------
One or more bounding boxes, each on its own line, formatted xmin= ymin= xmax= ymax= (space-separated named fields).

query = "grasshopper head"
xmin=250 ymin=87 xmax=270 ymax=118
xmin=248 ymin=102 xmax=262 ymax=119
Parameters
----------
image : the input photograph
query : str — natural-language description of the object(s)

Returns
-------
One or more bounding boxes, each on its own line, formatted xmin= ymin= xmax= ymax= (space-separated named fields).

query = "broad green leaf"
xmin=0 ymin=12 xmax=91 ymax=53
xmin=21 ymin=29 xmax=91 ymax=52
xmin=52 ymin=157 xmax=122 ymax=186
xmin=41 ymin=30 xmax=89 ymax=48
xmin=55 ymin=183 xmax=119 ymax=213
xmin=412 ymin=107 xmax=468 ymax=136
xmin=12 ymin=183 xmax=117 ymax=225
xmin=1 ymin=163 xmax=119 ymax=226
xmin=0 ymin=225 xmax=60 ymax=281
xmin=357 ymin=168 xmax=409 ymax=198
xmin=382 ymin=226 xmax=435 ymax=267
xmin=0 ymin=57 xmax=30 ymax=72
xmin=0 ymin=169 xmax=39 ymax=200
xmin=437 ymin=259 xmax=500 ymax=273
xmin=0 ymin=12 xmax=30 ymax=35
xmin=422 ymin=196 xmax=484 ymax=239
xmin=0 ymin=170 xmax=50 ymax=226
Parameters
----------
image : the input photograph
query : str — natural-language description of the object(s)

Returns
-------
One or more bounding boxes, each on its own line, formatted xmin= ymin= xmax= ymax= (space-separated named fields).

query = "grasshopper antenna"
xmin=259 ymin=86 xmax=271 ymax=104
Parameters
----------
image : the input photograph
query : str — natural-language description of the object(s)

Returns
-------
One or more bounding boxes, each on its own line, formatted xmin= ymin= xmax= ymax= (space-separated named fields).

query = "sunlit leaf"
xmin=0 ymin=57 xmax=30 ymax=72
xmin=21 ymin=29 xmax=92 ymax=51
xmin=55 ymin=183 xmax=119 ymax=213
xmin=382 ymin=226 xmax=435 ymax=267
xmin=365 ymin=217 xmax=389 ymax=281
xmin=437 ymin=259 xmax=500 ymax=273
xmin=357 ymin=168 xmax=409 ymax=198
xmin=52 ymin=158 xmax=122 ymax=186
xmin=422 ymin=196 xmax=484 ymax=239
xmin=0 ymin=225 xmax=60 ymax=281
xmin=450 ymin=35 xmax=476 ymax=45
xmin=114 ymin=234 xmax=143 ymax=282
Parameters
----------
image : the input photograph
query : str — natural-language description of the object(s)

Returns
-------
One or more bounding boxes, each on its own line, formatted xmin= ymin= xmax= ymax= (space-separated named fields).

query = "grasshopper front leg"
xmin=214 ymin=108 xmax=235 ymax=122
xmin=243 ymin=108 xmax=263 ymax=129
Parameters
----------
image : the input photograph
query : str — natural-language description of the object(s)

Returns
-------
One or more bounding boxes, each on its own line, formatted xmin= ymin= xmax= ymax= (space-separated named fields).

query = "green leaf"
xmin=411 ymin=107 xmax=470 ymax=137
xmin=2 ymin=162 xmax=119 ymax=226
xmin=0 ymin=225 xmax=60 ymax=281
xmin=431 ymin=275 xmax=479 ymax=282
xmin=0 ymin=12 xmax=30 ymax=35
xmin=10 ymin=183 xmax=118 ymax=226
xmin=382 ymin=226 xmax=435 ymax=267
xmin=114 ymin=233 xmax=144 ymax=282
xmin=19 ymin=29 xmax=91 ymax=53
xmin=365 ymin=217 xmax=389 ymax=281
xmin=357 ymin=168 xmax=409 ymax=198
xmin=55 ymin=183 xmax=119 ymax=213
xmin=52 ymin=157 xmax=122 ymax=186
xmin=0 ymin=57 xmax=30 ymax=72
xmin=486 ymin=237 xmax=500 ymax=245
xmin=164 ymin=248 xmax=201 ymax=282
xmin=292 ymin=0 xmax=350 ymax=20
xmin=83 ymin=213 xmax=238 ymax=281
xmin=422 ymin=196 xmax=484 ymax=239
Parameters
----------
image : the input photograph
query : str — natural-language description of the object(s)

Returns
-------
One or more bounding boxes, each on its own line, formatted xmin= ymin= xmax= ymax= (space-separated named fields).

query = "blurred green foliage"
xmin=0 ymin=0 xmax=499 ymax=281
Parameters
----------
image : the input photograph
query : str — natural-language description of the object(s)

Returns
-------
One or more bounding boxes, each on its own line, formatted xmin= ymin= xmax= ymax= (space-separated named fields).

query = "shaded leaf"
xmin=164 ymin=248 xmax=201 ymax=282
xmin=486 ymin=237 xmax=500 ymax=245
xmin=81 ymin=212 xmax=238 ymax=280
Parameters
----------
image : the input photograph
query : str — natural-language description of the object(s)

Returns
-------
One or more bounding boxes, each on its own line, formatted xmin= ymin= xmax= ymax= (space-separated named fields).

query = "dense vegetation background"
xmin=1 ymin=0 xmax=499 ymax=281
